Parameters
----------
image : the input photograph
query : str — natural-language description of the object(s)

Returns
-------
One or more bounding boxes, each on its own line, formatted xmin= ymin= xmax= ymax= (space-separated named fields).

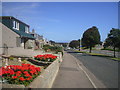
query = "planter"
xmin=1 ymin=52 xmax=62 ymax=88
xmin=27 ymin=58 xmax=60 ymax=88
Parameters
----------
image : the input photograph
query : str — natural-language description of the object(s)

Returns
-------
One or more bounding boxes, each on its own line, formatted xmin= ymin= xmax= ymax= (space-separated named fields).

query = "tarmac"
xmin=52 ymin=51 xmax=106 ymax=88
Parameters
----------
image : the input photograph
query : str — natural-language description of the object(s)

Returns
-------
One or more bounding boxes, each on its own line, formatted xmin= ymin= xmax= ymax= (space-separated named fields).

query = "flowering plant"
xmin=34 ymin=54 xmax=57 ymax=62
xmin=0 ymin=64 xmax=41 ymax=86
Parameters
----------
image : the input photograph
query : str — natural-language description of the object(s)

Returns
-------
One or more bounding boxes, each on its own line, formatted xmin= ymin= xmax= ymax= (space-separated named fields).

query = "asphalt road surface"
xmin=67 ymin=50 xmax=118 ymax=88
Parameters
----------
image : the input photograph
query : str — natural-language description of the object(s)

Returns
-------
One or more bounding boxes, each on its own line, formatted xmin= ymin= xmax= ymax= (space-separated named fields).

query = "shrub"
xmin=43 ymin=45 xmax=51 ymax=52
xmin=9 ymin=57 xmax=14 ymax=60
xmin=43 ymin=45 xmax=63 ymax=53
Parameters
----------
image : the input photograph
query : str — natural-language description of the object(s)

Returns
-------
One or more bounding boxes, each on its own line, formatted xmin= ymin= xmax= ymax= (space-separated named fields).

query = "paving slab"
xmin=52 ymin=52 xmax=95 ymax=88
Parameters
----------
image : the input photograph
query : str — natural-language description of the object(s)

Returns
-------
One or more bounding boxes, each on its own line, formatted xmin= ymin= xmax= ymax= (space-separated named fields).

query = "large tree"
xmin=104 ymin=28 xmax=120 ymax=57
xmin=82 ymin=26 xmax=101 ymax=53
xmin=69 ymin=40 xmax=79 ymax=49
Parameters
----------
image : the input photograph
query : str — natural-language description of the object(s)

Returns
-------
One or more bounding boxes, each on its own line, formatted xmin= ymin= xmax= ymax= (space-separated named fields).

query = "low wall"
xmin=2 ymin=52 xmax=62 ymax=89
xmin=27 ymin=59 xmax=60 ymax=88
xmin=8 ymin=47 xmax=43 ymax=57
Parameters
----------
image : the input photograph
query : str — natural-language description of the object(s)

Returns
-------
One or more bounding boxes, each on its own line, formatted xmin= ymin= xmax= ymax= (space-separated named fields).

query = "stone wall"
xmin=0 ymin=23 xmax=2 ymax=55
xmin=8 ymin=47 xmax=43 ymax=57
xmin=0 ymin=23 xmax=20 ymax=55
xmin=27 ymin=58 xmax=60 ymax=88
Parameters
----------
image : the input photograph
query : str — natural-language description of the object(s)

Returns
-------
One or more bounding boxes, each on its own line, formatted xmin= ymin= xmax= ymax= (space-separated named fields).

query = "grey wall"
xmin=0 ymin=23 xmax=2 ymax=55
xmin=1 ymin=23 xmax=20 ymax=55
xmin=27 ymin=58 xmax=60 ymax=88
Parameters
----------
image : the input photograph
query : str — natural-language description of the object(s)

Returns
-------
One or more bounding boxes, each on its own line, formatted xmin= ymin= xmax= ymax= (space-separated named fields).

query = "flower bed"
xmin=0 ymin=64 xmax=41 ymax=86
xmin=34 ymin=54 xmax=57 ymax=62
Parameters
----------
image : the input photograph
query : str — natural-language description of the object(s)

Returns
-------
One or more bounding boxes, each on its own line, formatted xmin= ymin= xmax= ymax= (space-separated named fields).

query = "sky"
xmin=2 ymin=2 xmax=118 ymax=42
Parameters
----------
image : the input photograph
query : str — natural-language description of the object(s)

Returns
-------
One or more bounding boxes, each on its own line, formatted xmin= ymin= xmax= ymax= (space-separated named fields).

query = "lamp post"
xmin=78 ymin=39 xmax=81 ymax=51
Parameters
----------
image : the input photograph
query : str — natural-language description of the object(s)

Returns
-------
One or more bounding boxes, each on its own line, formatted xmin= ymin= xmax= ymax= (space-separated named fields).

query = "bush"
xmin=43 ymin=45 xmax=51 ymax=52
xmin=43 ymin=45 xmax=63 ymax=55
xmin=9 ymin=57 xmax=14 ymax=60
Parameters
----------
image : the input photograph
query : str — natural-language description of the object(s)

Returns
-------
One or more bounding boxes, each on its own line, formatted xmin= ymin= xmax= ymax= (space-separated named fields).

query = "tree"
xmin=62 ymin=43 xmax=68 ymax=48
xmin=69 ymin=40 xmax=79 ymax=49
xmin=49 ymin=40 xmax=55 ymax=45
xmin=104 ymin=28 xmax=120 ymax=57
xmin=81 ymin=26 xmax=101 ymax=53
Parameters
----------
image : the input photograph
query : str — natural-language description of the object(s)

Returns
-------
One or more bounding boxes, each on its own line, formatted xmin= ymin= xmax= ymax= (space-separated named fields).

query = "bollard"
xmin=58 ymin=52 xmax=62 ymax=62
xmin=18 ymin=57 xmax=21 ymax=62
xmin=5 ymin=58 xmax=8 ymax=66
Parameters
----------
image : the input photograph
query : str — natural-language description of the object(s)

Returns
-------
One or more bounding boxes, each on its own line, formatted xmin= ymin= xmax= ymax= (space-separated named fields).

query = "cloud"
xmin=2 ymin=2 xmax=40 ymax=16
xmin=2 ymin=2 xmax=61 ymax=23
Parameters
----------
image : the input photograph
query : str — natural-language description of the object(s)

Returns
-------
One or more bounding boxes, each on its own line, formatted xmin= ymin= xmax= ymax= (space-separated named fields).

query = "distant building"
xmin=30 ymin=29 xmax=45 ymax=49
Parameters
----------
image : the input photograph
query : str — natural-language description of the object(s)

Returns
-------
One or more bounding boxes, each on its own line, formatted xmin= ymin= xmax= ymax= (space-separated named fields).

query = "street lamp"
xmin=79 ymin=39 xmax=81 ymax=51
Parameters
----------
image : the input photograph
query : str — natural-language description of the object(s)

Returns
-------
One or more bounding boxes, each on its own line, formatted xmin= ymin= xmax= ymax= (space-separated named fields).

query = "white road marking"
xmin=75 ymin=58 xmax=97 ymax=89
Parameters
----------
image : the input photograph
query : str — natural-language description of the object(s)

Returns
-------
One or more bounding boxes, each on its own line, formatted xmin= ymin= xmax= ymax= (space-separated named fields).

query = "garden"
xmin=0 ymin=53 xmax=58 ymax=87
xmin=43 ymin=45 xmax=63 ymax=55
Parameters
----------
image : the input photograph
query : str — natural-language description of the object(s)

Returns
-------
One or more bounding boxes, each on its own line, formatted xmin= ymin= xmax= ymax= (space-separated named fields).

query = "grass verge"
xmin=75 ymin=50 xmax=120 ymax=61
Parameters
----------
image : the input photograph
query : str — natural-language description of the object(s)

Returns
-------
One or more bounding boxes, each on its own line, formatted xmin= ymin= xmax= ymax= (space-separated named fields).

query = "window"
xmin=25 ymin=26 xmax=29 ymax=33
xmin=13 ymin=20 xmax=19 ymax=30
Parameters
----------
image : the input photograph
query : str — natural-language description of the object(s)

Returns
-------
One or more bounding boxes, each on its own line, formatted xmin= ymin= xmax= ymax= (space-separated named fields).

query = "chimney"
xmin=32 ymin=29 xmax=35 ymax=33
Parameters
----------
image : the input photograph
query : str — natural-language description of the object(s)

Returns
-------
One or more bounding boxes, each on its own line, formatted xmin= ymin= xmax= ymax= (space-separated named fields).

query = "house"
xmin=0 ymin=16 xmax=36 ymax=56
xmin=30 ymin=29 xmax=46 ymax=50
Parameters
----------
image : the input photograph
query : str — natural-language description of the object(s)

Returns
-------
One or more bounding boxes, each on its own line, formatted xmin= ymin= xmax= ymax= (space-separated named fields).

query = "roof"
xmin=0 ymin=16 xmax=29 ymax=27
xmin=0 ymin=16 xmax=35 ymax=39
xmin=13 ymin=30 xmax=35 ymax=39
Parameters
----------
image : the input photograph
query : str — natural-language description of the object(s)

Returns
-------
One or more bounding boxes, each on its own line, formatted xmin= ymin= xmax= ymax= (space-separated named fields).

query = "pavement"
xmin=52 ymin=52 xmax=106 ymax=88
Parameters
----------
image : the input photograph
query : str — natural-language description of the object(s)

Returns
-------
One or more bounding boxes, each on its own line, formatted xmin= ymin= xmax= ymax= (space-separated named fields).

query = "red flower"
xmin=23 ymin=71 xmax=29 ymax=74
xmin=34 ymin=54 xmax=57 ymax=61
xmin=12 ymin=76 xmax=17 ymax=79
xmin=1 ymin=63 xmax=41 ymax=85
xmin=26 ymin=78 xmax=31 ymax=80
xmin=16 ymin=71 xmax=22 ymax=74
xmin=25 ymin=73 xmax=31 ymax=77
xmin=16 ymin=73 xmax=20 ymax=77
xmin=30 ymin=71 xmax=34 ymax=75
xmin=19 ymin=77 xmax=25 ymax=81
xmin=9 ymin=69 xmax=15 ymax=75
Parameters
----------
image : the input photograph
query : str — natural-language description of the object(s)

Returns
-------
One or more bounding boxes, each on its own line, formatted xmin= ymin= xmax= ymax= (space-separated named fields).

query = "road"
xmin=67 ymin=50 xmax=118 ymax=88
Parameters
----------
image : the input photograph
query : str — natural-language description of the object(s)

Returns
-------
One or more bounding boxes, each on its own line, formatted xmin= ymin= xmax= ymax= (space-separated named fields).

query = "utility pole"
xmin=78 ymin=39 xmax=81 ymax=51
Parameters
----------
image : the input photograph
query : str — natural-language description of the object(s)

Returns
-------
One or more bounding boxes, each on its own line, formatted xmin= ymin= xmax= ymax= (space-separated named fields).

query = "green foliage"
xmin=69 ymin=40 xmax=79 ymax=49
xmin=43 ymin=45 xmax=51 ymax=52
xmin=22 ymin=60 xmax=27 ymax=64
xmin=104 ymin=28 xmax=120 ymax=57
xmin=101 ymin=48 xmax=120 ymax=52
xmin=43 ymin=45 xmax=63 ymax=54
xmin=104 ymin=28 xmax=120 ymax=49
xmin=9 ymin=57 xmax=14 ymax=60
xmin=81 ymin=26 xmax=101 ymax=53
